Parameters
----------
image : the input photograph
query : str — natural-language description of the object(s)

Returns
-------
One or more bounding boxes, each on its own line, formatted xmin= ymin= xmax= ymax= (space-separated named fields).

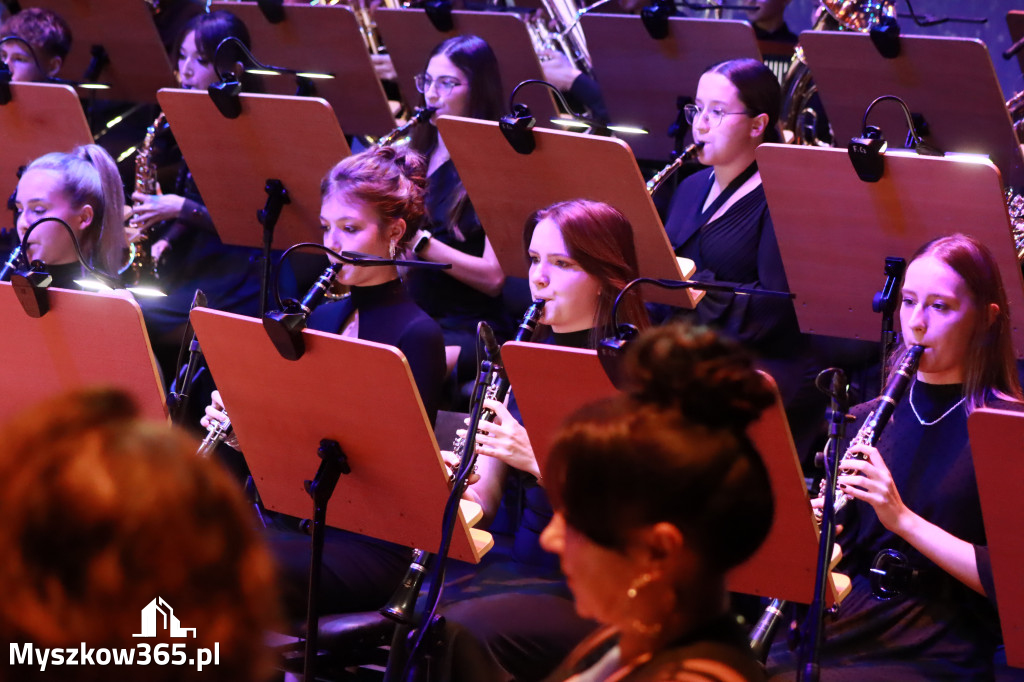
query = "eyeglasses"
xmin=683 ymin=103 xmax=752 ymax=128
xmin=414 ymin=73 xmax=463 ymax=96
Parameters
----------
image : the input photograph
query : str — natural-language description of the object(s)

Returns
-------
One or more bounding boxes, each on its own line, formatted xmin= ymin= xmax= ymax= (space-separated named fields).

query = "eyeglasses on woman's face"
xmin=683 ymin=103 xmax=752 ymax=128
xmin=414 ymin=73 xmax=463 ymax=97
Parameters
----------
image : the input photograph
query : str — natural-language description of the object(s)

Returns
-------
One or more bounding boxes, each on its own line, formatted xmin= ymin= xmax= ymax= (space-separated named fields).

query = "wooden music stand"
xmin=798 ymin=31 xmax=1024 ymax=189
xmin=30 ymin=0 xmax=176 ymax=102
xmin=157 ymin=89 xmax=350 ymax=249
xmin=209 ymin=1 xmax=396 ymax=137
xmin=0 ymin=82 xmax=92 ymax=215
xmin=375 ymin=8 xmax=557 ymax=122
xmin=436 ymin=115 xmax=698 ymax=307
xmin=501 ymin=341 xmax=845 ymax=604
xmin=0 ymin=283 xmax=167 ymax=423
xmin=968 ymin=407 xmax=1024 ymax=669
xmin=580 ymin=15 xmax=761 ymax=161
xmin=189 ymin=307 xmax=490 ymax=563
xmin=757 ymin=144 xmax=1024 ymax=357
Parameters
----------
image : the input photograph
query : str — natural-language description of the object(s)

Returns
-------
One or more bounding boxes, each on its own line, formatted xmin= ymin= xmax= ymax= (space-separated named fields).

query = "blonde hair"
xmin=26 ymin=144 xmax=127 ymax=276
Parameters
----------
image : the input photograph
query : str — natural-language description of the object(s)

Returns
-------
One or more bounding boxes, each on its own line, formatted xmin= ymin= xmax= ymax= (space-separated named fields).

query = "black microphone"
xmin=340 ymin=250 xmax=451 ymax=270
xmin=263 ymin=263 xmax=343 ymax=361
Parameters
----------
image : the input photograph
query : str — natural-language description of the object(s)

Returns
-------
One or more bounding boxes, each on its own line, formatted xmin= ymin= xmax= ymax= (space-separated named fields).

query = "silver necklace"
xmin=908 ymin=382 xmax=966 ymax=426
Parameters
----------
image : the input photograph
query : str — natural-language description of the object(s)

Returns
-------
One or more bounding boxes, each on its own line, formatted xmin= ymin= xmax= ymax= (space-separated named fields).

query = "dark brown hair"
xmin=544 ymin=323 xmax=775 ymax=572
xmin=705 ymin=58 xmax=782 ymax=144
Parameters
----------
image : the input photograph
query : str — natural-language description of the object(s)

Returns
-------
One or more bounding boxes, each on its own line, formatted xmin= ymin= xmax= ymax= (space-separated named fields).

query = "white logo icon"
xmin=133 ymin=597 xmax=196 ymax=639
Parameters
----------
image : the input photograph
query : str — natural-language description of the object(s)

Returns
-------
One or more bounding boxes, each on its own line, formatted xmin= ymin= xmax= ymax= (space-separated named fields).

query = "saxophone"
xmin=749 ymin=344 xmax=924 ymax=659
xmin=126 ymin=113 xmax=166 ymax=284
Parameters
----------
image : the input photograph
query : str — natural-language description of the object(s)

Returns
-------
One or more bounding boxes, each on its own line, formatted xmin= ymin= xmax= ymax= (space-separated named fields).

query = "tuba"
xmin=524 ymin=0 xmax=597 ymax=77
xmin=126 ymin=113 xmax=166 ymax=284
xmin=780 ymin=1 xmax=896 ymax=146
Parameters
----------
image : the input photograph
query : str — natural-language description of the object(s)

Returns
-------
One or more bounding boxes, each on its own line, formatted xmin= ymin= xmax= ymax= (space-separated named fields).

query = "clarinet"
xmin=448 ymin=300 xmax=546 ymax=483
xmin=749 ymin=344 xmax=925 ymax=660
xmin=197 ymin=416 xmax=231 ymax=459
xmin=380 ymin=300 xmax=546 ymax=625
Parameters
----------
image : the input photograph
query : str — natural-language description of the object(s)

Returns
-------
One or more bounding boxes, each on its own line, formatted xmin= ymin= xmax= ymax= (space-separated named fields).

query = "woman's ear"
xmin=635 ymin=522 xmax=683 ymax=567
xmin=387 ymin=218 xmax=407 ymax=245
xmin=45 ymin=55 xmax=63 ymax=79
xmin=750 ymin=112 xmax=769 ymax=141
xmin=76 ymin=204 xmax=94 ymax=230
xmin=988 ymin=303 xmax=1000 ymax=327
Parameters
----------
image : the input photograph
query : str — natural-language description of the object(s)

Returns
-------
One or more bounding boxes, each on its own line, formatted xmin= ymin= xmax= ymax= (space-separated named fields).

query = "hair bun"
xmin=626 ymin=323 xmax=775 ymax=430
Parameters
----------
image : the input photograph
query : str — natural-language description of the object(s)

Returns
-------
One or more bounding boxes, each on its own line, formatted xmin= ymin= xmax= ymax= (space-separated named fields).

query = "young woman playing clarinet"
xmin=766 ymin=234 xmax=1023 ymax=680
xmin=204 ymin=145 xmax=446 ymax=622
xmin=439 ymin=199 xmax=649 ymax=682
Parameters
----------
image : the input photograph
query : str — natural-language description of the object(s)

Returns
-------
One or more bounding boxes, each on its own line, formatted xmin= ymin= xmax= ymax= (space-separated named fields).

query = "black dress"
xmin=439 ymin=328 xmax=602 ymax=682
xmin=403 ymin=157 xmax=511 ymax=385
xmin=270 ymin=278 xmax=446 ymax=622
xmin=663 ymin=167 xmax=823 ymax=459
xmin=547 ymin=615 xmax=767 ymax=682
xmin=766 ymin=382 xmax=1018 ymax=681
xmin=136 ymin=159 xmax=263 ymax=381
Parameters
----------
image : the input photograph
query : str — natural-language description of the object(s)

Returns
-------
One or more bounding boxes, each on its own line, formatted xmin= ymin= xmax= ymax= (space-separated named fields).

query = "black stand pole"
xmin=871 ymin=256 xmax=906 ymax=392
xmin=303 ymin=438 xmax=350 ymax=682
xmin=257 ymin=179 xmax=291 ymax=318
xmin=798 ymin=370 xmax=850 ymax=682
xmin=384 ymin=356 xmax=496 ymax=682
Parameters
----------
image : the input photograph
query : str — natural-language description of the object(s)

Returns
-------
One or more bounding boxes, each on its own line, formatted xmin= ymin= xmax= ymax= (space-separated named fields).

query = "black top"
xmin=549 ymin=615 xmax=766 ymax=682
xmin=504 ymin=328 xmax=592 ymax=568
xmin=768 ymin=381 xmax=1021 ymax=680
xmin=663 ymin=167 xmax=798 ymax=354
xmin=403 ymin=158 xmax=508 ymax=333
xmin=307 ymin=278 xmax=446 ymax=425
xmin=47 ymin=262 xmax=87 ymax=290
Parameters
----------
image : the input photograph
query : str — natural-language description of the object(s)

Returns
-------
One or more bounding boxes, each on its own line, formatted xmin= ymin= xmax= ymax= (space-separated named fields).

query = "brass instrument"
xmin=820 ymin=0 xmax=896 ymax=31
xmin=645 ymin=142 xmax=704 ymax=195
xmin=310 ymin=0 xmax=402 ymax=55
xmin=1005 ymin=189 xmax=1024 ymax=262
xmin=126 ymin=112 xmax=166 ymax=284
xmin=197 ymin=415 xmax=232 ymax=459
xmin=749 ymin=345 xmax=924 ymax=659
xmin=1008 ymin=89 xmax=1024 ymax=145
xmin=524 ymin=0 xmax=602 ymax=77
xmin=780 ymin=2 xmax=896 ymax=145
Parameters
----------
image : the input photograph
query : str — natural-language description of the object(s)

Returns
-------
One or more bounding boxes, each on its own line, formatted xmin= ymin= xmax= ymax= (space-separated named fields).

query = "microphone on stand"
xmin=262 ymin=247 xmax=453 ymax=361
